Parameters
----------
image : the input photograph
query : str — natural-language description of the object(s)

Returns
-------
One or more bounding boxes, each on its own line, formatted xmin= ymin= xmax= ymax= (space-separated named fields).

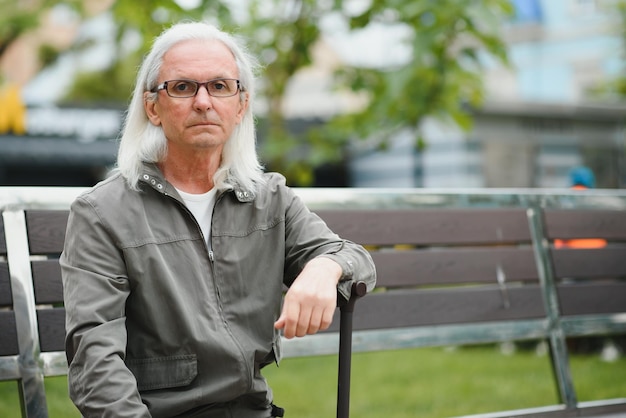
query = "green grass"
xmin=1 ymin=345 xmax=624 ymax=418
xmin=264 ymin=344 xmax=626 ymax=418
xmin=0 ymin=376 xmax=81 ymax=418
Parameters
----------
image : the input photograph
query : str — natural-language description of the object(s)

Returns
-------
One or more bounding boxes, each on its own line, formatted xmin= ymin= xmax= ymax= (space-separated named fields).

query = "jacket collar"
xmin=139 ymin=162 xmax=255 ymax=202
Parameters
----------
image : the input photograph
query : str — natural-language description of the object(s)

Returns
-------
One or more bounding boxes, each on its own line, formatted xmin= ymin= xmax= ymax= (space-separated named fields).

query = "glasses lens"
xmin=167 ymin=80 xmax=198 ymax=98
xmin=208 ymin=79 xmax=238 ymax=97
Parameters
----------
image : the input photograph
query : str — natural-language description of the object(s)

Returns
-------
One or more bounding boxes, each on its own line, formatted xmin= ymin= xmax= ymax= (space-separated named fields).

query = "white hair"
xmin=116 ymin=21 xmax=265 ymax=191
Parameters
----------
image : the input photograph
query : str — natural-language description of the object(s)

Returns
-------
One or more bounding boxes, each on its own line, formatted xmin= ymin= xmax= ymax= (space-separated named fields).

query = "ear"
xmin=144 ymin=92 xmax=161 ymax=126
xmin=235 ymin=92 xmax=249 ymax=124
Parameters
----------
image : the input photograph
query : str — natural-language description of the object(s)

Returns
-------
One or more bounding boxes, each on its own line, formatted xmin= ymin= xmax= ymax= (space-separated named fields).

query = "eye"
xmin=172 ymin=81 xmax=193 ymax=92
xmin=212 ymin=81 xmax=227 ymax=91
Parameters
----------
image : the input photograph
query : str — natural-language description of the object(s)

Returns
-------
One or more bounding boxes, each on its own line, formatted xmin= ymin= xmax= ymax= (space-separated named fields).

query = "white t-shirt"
xmin=176 ymin=187 xmax=218 ymax=248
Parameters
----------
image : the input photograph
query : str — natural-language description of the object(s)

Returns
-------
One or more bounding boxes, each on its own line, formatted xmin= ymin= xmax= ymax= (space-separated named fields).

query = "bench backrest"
xmin=543 ymin=209 xmax=626 ymax=333
xmin=1 ymin=208 xmax=69 ymax=417
xmin=28 ymin=210 xmax=68 ymax=354
xmin=0 ymin=210 xmax=68 ymax=355
xmin=300 ymin=189 xmax=626 ymax=417
xmin=2 ymin=187 xmax=626 ymax=418
xmin=0 ymin=216 xmax=16 ymax=357
xmin=320 ymin=208 xmax=545 ymax=337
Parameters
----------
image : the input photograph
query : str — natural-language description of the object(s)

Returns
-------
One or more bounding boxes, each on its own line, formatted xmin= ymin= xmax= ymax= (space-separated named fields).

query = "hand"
xmin=274 ymin=257 xmax=342 ymax=339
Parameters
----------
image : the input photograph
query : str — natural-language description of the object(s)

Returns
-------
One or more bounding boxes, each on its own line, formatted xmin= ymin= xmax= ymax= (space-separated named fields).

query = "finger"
xmin=318 ymin=305 xmax=335 ymax=332
xmin=274 ymin=313 xmax=285 ymax=330
xmin=295 ymin=305 xmax=312 ymax=338
xmin=280 ymin=300 xmax=300 ymax=339
xmin=306 ymin=306 xmax=324 ymax=335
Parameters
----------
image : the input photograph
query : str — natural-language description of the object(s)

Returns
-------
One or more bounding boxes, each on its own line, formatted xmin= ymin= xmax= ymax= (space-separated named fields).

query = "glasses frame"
xmin=150 ymin=78 xmax=243 ymax=98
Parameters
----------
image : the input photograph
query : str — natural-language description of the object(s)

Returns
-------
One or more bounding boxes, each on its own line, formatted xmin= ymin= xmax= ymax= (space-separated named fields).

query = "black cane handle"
xmin=342 ymin=280 xmax=367 ymax=312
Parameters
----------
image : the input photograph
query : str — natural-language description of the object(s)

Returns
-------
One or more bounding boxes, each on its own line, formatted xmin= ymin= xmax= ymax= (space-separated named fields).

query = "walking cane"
xmin=337 ymin=281 xmax=367 ymax=418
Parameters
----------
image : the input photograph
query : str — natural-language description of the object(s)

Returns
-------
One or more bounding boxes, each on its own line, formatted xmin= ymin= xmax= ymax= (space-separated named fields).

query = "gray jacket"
xmin=61 ymin=164 xmax=376 ymax=418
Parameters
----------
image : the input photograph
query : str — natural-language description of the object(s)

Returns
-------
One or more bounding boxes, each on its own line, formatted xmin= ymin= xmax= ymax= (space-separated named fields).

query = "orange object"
xmin=554 ymin=238 xmax=607 ymax=249
xmin=553 ymin=182 xmax=607 ymax=249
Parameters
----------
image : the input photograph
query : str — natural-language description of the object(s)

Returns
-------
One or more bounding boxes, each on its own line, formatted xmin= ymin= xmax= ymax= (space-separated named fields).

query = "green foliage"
xmin=38 ymin=43 xmax=61 ymax=67
xmin=241 ymin=0 xmax=334 ymax=184
xmin=242 ymin=0 xmax=513 ymax=185
xmin=316 ymin=0 xmax=513 ymax=153
xmin=60 ymin=0 xmax=234 ymax=104
xmin=0 ymin=0 xmax=84 ymax=79
xmin=62 ymin=57 xmax=137 ymax=105
xmin=4 ymin=0 xmax=513 ymax=186
xmin=109 ymin=0 xmax=233 ymax=54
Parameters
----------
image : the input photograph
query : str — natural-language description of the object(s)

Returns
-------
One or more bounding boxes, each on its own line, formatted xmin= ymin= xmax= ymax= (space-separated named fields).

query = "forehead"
xmin=160 ymin=39 xmax=238 ymax=79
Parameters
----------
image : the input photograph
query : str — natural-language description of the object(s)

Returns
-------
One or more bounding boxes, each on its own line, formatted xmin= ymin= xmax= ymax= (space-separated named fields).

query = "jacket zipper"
xmin=207 ymin=191 xmax=254 ymax=392
xmin=163 ymin=185 xmax=254 ymax=392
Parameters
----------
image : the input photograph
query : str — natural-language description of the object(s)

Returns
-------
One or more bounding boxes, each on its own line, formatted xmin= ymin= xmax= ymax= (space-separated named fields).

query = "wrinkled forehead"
xmin=160 ymin=39 xmax=239 ymax=79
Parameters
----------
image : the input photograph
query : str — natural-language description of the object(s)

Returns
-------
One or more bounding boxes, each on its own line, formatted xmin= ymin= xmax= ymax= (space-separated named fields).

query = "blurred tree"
xmin=314 ymin=0 xmax=513 ymax=181
xmin=13 ymin=0 xmax=512 ymax=185
xmin=0 ymin=0 xmax=85 ymax=84
xmin=239 ymin=0 xmax=329 ymax=184
xmin=242 ymin=0 xmax=513 ymax=184
xmin=66 ymin=0 xmax=234 ymax=104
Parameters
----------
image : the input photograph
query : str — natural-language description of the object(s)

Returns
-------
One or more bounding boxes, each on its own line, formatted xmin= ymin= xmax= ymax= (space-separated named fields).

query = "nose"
xmin=193 ymin=85 xmax=213 ymax=111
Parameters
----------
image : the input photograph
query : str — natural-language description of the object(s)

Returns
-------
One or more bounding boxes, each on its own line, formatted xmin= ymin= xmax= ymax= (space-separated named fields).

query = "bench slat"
xmin=0 ymin=216 xmax=6 ymax=254
xmin=372 ymin=247 xmax=538 ymax=288
xmin=37 ymin=309 xmax=66 ymax=353
xmin=25 ymin=210 xmax=69 ymax=255
xmin=315 ymin=209 xmax=532 ymax=246
xmin=543 ymin=209 xmax=626 ymax=240
xmin=0 ymin=262 xmax=11 ymax=306
xmin=550 ymin=247 xmax=626 ymax=279
xmin=558 ymin=282 xmax=626 ymax=316
xmin=0 ymin=311 xmax=19 ymax=356
xmin=328 ymin=285 xmax=546 ymax=332
xmin=31 ymin=260 xmax=64 ymax=305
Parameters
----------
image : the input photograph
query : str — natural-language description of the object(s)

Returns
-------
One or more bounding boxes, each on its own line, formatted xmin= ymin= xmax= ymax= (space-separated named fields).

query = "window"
xmin=512 ymin=0 xmax=543 ymax=23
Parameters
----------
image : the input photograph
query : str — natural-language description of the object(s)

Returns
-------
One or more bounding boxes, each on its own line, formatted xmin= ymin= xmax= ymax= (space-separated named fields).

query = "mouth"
xmin=189 ymin=121 xmax=219 ymax=128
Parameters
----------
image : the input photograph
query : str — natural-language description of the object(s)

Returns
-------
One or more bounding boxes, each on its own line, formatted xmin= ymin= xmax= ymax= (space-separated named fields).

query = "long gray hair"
xmin=116 ymin=21 xmax=264 ymax=191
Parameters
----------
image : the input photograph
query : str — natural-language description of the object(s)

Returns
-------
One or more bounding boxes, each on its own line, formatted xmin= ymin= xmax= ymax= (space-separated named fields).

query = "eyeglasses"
xmin=150 ymin=78 xmax=242 ymax=98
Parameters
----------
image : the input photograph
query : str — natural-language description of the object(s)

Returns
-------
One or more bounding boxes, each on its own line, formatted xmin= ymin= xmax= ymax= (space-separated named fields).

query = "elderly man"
xmin=60 ymin=21 xmax=376 ymax=418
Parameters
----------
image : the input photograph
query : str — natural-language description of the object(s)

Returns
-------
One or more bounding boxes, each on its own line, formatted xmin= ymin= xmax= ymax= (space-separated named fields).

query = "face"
xmin=144 ymin=39 xmax=248 ymax=154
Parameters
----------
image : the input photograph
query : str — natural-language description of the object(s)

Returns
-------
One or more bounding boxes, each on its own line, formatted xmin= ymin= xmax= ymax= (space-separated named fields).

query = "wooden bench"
xmin=1 ymin=187 xmax=626 ymax=417
xmin=295 ymin=188 xmax=626 ymax=417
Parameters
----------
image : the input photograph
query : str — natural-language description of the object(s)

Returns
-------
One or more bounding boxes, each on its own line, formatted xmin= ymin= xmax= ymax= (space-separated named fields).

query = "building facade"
xmin=350 ymin=0 xmax=626 ymax=189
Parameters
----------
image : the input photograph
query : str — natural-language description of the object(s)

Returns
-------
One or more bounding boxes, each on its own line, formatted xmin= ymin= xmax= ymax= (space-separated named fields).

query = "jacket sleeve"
xmin=60 ymin=196 xmax=151 ymax=418
xmin=282 ymin=186 xmax=377 ymax=302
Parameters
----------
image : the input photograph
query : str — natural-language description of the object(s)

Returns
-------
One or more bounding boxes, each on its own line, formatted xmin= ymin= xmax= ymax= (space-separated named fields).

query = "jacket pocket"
xmin=127 ymin=354 xmax=197 ymax=391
